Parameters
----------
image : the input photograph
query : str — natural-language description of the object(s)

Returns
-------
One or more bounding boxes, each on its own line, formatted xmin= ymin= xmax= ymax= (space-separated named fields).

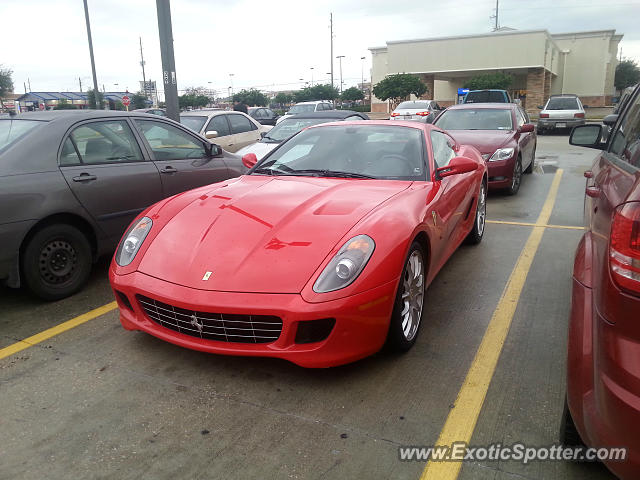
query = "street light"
xmin=310 ymin=67 xmax=314 ymax=87
xmin=336 ymin=55 xmax=345 ymax=95
xmin=229 ymin=73 xmax=234 ymax=96
xmin=360 ymin=56 xmax=366 ymax=91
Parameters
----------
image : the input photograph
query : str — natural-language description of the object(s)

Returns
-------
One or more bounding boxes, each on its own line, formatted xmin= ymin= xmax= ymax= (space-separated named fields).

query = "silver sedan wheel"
xmin=400 ymin=250 xmax=425 ymax=341
xmin=476 ymin=183 xmax=486 ymax=236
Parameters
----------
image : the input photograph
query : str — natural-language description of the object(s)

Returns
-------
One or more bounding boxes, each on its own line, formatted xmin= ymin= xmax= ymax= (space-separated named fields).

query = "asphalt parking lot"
xmin=0 ymin=133 xmax=616 ymax=480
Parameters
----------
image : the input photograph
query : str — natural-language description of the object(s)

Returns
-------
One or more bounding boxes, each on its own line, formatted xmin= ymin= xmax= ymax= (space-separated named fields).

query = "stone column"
xmin=525 ymin=68 xmax=546 ymax=117
xmin=543 ymin=71 xmax=552 ymax=103
xmin=418 ymin=74 xmax=435 ymax=100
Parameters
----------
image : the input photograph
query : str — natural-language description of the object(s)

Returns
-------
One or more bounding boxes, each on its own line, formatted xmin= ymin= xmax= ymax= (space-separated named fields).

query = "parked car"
xmin=248 ymin=107 xmax=279 ymax=126
xmin=613 ymin=84 xmax=637 ymax=114
xmin=0 ymin=110 xmax=245 ymax=300
xmin=276 ymin=100 xmax=334 ymax=124
xmin=463 ymin=89 xmax=512 ymax=103
xmin=433 ymin=103 xmax=536 ymax=195
xmin=109 ymin=121 xmax=488 ymax=367
xmin=390 ymin=100 xmax=442 ymax=123
xmin=562 ymin=84 xmax=640 ymax=479
xmin=537 ymin=94 xmax=586 ymax=134
xmin=236 ymin=110 xmax=370 ymax=160
xmin=179 ymin=110 xmax=270 ymax=153
xmin=132 ymin=108 xmax=166 ymax=117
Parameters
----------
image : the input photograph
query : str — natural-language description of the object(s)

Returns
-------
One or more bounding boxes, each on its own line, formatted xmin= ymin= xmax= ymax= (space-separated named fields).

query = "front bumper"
xmin=485 ymin=157 xmax=516 ymax=189
xmin=110 ymin=268 xmax=398 ymax=368
xmin=537 ymin=118 xmax=585 ymax=129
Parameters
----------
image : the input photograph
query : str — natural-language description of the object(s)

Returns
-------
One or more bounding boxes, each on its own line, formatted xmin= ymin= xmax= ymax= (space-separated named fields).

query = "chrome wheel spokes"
xmin=477 ymin=184 xmax=486 ymax=236
xmin=400 ymin=250 xmax=425 ymax=341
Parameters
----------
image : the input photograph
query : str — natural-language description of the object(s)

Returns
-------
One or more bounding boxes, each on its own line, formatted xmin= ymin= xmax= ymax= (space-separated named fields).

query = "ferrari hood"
xmin=138 ymin=175 xmax=410 ymax=293
xmin=448 ymin=130 xmax=514 ymax=154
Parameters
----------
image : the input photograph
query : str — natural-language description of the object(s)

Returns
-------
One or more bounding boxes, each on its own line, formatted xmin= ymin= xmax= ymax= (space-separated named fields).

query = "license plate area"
xmin=556 ymin=122 xmax=566 ymax=128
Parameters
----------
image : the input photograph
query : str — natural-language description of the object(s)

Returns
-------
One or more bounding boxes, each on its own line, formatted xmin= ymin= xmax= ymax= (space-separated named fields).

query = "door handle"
xmin=586 ymin=186 xmax=601 ymax=198
xmin=584 ymin=170 xmax=593 ymax=178
xmin=72 ymin=173 xmax=97 ymax=182
xmin=160 ymin=166 xmax=178 ymax=174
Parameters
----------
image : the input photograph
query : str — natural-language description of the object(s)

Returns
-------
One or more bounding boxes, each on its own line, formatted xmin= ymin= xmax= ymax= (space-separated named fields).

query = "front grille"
xmin=137 ymin=295 xmax=282 ymax=344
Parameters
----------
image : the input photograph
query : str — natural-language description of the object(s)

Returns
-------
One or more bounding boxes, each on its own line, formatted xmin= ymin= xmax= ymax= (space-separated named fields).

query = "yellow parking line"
xmin=421 ymin=169 xmax=564 ymax=480
xmin=0 ymin=301 xmax=117 ymax=361
xmin=486 ymin=220 xmax=582 ymax=231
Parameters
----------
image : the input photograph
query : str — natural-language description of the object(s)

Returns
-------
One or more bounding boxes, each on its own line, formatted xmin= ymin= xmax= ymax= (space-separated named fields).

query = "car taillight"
xmin=610 ymin=203 xmax=640 ymax=295
xmin=540 ymin=113 xmax=549 ymax=118
xmin=390 ymin=112 xmax=399 ymax=117
xmin=574 ymin=112 xmax=585 ymax=118
xmin=416 ymin=111 xmax=431 ymax=116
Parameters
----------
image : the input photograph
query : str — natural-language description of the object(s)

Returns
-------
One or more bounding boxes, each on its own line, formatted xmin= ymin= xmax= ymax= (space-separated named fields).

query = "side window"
xmin=207 ymin=115 xmax=231 ymax=137
xmin=265 ymin=109 xmax=275 ymax=118
xmin=255 ymin=109 xmax=267 ymax=119
xmin=135 ymin=120 xmax=206 ymax=160
xmin=514 ymin=108 xmax=526 ymax=128
xmin=610 ymin=92 xmax=640 ymax=169
xmin=60 ymin=137 xmax=81 ymax=166
xmin=430 ymin=131 xmax=456 ymax=169
xmin=69 ymin=120 xmax=143 ymax=165
xmin=520 ymin=108 xmax=530 ymax=124
xmin=229 ymin=114 xmax=255 ymax=134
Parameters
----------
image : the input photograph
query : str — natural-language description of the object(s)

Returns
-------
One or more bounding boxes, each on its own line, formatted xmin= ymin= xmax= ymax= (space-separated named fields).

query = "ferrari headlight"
xmin=313 ymin=235 xmax=375 ymax=293
xmin=489 ymin=148 xmax=514 ymax=162
xmin=115 ymin=217 xmax=152 ymax=266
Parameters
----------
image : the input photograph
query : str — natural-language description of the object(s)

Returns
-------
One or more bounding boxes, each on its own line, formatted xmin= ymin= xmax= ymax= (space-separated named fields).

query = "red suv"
xmin=564 ymin=85 xmax=640 ymax=478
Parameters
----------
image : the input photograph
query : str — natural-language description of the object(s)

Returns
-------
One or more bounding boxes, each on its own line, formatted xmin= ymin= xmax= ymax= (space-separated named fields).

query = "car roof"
xmin=294 ymin=100 xmax=330 ymax=105
xmin=306 ymin=119 xmax=433 ymax=131
xmin=446 ymin=103 xmax=516 ymax=111
xmin=467 ymin=89 xmax=507 ymax=92
xmin=4 ymin=110 xmax=155 ymax=121
xmin=286 ymin=110 xmax=368 ymax=120
xmin=549 ymin=94 xmax=578 ymax=98
xmin=179 ymin=109 xmax=233 ymax=118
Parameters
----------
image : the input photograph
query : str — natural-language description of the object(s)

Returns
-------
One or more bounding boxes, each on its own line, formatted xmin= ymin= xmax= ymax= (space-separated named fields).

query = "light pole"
xmin=310 ymin=67 xmax=314 ymax=87
xmin=336 ymin=55 xmax=345 ymax=95
xmin=229 ymin=73 xmax=234 ymax=97
xmin=83 ymin=0 xmax=100 ymax=109
xmin=360 ymin=56 xmax=365 ymax=91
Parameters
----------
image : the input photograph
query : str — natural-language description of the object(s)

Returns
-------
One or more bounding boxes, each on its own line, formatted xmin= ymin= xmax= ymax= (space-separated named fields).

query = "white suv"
xmin=537 ymin=94 xmax=586 ymax=134
xmin=276 ymin=101 xmax=334 ymax=124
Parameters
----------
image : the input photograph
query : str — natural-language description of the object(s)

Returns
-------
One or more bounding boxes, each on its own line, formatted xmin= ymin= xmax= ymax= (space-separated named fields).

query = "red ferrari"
xmin=109 ymin=121 xmax=487 ymax=367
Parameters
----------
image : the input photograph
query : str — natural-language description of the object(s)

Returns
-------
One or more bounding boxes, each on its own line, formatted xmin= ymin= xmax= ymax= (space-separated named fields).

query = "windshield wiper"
xmin=252 ymin=166 xmax=274 ymax=175
xmin=284 ymin=169 xmax=375 ymax=179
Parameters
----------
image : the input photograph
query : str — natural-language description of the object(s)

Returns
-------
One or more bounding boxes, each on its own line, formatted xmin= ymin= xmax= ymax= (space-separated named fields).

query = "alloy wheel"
xmin=400 ymin=250 xmax=425 ymax=341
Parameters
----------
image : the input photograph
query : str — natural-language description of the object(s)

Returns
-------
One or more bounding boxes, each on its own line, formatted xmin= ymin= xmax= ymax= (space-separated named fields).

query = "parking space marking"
xmin=0 ymin=301 xmax=117 ymax=361
xmin=421 ymin=169 xmax=564 ymax=480
xmin=486 ymin=220 xmax=583 ymax=230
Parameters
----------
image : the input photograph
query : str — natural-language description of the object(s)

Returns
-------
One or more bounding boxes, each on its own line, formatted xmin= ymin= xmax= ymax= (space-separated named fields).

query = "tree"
xmin=86 ymin=89 xmax=104 ymax=109
xmin=464 ymin=72 xmax=513 ymax=90
xmin=54 ymin=99 xmax=76 ymax=110
xmin=233 ymin=88 xmax=269 ymax=106
xmin=131 ymin=92 xmax=148 ymax=109
xmin=113 ymin=101 xmax=126 ymax=111
xmin=0 ymin=65 xmax=14 ymax=112
xmin=341 ymin=87 xmax=364 ymax=102
xmin=178 ymin=93 xmax=210 ymax=109
xmin=615 ymin=59 xmax=640 ymax=91
xmin=274 ymin=92 xmax=292 ymax=105
xmin=292 ymin=84 xmax=340 ymax=103
xmin=372 ymin=74 xmax=427 ymax=107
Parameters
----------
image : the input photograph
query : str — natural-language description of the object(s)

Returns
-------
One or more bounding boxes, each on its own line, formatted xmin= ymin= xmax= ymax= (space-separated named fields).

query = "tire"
xmin=524 ymin=145 xmax=536 ymax=174
xmin=560 ymin=397 xmax=585 ymax=447
xmin=22 ymin=224 xmax=92 ymax=301
xmin=466 ymin=181 xmax=486 ymax=244
xmin=506 ymin=158 xmax=522 ymax=196
xmin=386 ymin=242 xmax=425 ymax=352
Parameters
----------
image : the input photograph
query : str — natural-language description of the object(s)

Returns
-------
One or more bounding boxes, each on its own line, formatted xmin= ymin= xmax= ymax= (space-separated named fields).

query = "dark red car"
xmin=564 ymin=85 xmax=640 ymax=478
xmin=109 ymin=121 xmax=487 ymax=367
xmin=433 ymin=103 xmax=536 ymax=195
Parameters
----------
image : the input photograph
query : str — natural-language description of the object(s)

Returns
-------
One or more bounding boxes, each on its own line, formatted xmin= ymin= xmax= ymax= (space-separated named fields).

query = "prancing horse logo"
xmin=202 ymin=271 xmax=212 ymax=281
xmin=190 ymin=313 xmax=203 ymax=333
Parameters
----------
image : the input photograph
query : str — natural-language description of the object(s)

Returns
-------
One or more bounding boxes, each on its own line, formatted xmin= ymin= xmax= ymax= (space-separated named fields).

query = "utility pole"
xmin=23 ymin=82 xmax=27 ymax=94
xmin=83 ymin=0 xmax=100 ymax=109
xmin=360 ymin=56 xmax=365 ymax=91
xmin=330 ymin=13 xmax=334 ymax=90
xmin=78 ymin=77 xmax=82 ymax=92
xmin=491 ymin=0 xmax=500 ymax=31
xmin=139 ymin=37 xmax=147 ymax=97
xmin=336 ymin=55 xmax=345 ymax=95
xmin=156 ymin=0 xmax=179 ymax=121
xmin=27 ymin=78 xmax=31 ymax=92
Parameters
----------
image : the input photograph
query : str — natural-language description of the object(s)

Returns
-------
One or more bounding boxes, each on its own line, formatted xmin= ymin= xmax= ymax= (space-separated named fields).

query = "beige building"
xmin=369 ymin=29 xmax=622 ymax=115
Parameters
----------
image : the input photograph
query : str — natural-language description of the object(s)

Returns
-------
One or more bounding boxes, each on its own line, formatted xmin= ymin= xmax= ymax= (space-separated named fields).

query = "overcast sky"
xmin=2 ymin=0 xmax=639 ymax=97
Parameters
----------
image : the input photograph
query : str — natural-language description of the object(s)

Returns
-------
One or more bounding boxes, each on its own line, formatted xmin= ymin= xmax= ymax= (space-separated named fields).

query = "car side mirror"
xmin=436 ymin=156 xmax=478 ymax=179
xmin=242 ymin=153 xmax=258 ymax=169
xmin=205 ymin=143 xmax=222 ymax=157
xmin=603 ymin=114 xmax=619 ymax=127
xmin=205 ymin=130 xmax=218 ymax=139
xmin=519 ymin=123 xmax=535 ymax=133
xmin=569 ymin=125 xmax=604 ymax=150
xmin=260 ymin=132 xmax=267 ymax=138
xmin=537 ymin=105 xmax=543 ymax=109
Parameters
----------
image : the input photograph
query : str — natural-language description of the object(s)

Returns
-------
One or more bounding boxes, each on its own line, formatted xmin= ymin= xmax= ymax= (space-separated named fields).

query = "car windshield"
xmin=288 ymin=104 xmax=317 ymax=114
xmin=545 ymin=97 xmax=580 ymax=110
xmin=263 ymin=118 xmax=337 ymax=142
xmin=435 ymin=109 xmax=513 ymax=130
xmin=465 ymin=91 xmax=507 ymax=103
xmin=396 ymin=101 xmax=431 ymax=110
xmin=179 ymin=115 xmax=207 ymax=132
xmin=0 ymin=119 xmax=43 ymax=152
xmin=253 ymin=124 xmax=426 ymax=180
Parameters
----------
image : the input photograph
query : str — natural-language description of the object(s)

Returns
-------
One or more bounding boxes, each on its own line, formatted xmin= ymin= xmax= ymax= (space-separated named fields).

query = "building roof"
xmin=16 ymin=92 xmax=133 ymax=102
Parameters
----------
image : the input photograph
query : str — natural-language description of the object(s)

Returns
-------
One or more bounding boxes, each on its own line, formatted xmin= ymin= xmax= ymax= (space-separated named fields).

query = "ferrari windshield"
xmin=263 ymin=117 xmax=336 ymax=142
xmin=252 ymin=124 xmax=426 ymax=180
xmin=435 ymin=108 xmax=513 ymax=130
